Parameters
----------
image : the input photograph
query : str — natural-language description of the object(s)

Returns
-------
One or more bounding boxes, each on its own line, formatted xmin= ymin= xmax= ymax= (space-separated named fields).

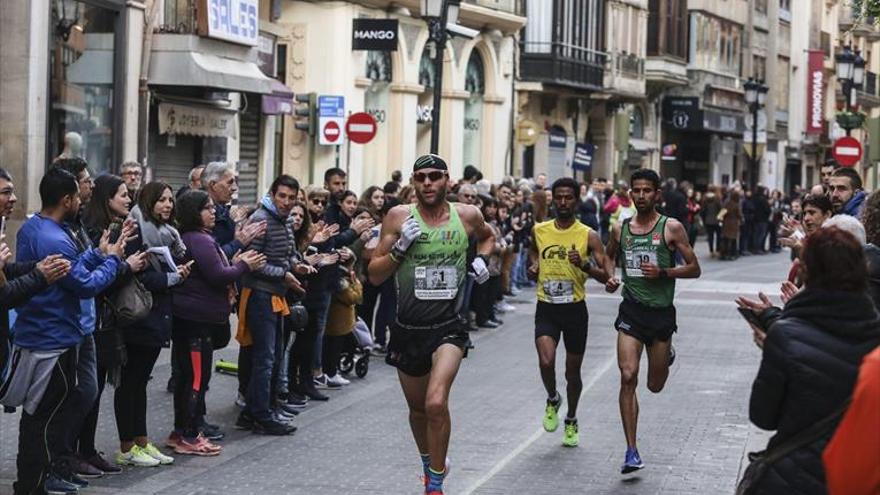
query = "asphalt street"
xmin=0 ymin=245 xmax=786 ymax=494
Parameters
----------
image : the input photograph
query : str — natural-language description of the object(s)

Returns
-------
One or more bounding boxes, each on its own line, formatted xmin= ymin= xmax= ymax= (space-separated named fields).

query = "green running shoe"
xmin=543 ymin=396 xmax=562 ymax=432
xmin=562 ymin=420 xmax=579 ymax=447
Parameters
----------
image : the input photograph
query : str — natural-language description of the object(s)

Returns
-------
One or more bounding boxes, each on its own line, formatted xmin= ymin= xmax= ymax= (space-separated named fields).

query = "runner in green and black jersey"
xmin=605 ymin=169 xmax=701 ymax=474
xmin=368 ymin=154 xmax=495 ymax=495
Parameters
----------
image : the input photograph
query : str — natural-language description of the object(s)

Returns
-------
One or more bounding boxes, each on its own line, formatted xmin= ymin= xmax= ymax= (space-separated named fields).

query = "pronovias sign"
xmin=352 ymin=19 xmax=398 ymax=51
xmin=806 ymin=50 xmax=825 ymax=135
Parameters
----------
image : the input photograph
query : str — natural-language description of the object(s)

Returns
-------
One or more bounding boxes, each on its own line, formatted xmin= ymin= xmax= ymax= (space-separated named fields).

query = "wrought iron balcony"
xmin=520 ymin=42 xmax=606 ymax=90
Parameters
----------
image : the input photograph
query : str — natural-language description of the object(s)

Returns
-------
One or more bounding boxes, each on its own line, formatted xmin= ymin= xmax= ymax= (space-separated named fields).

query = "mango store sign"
xmin=199 ymin=0 xmax=259 ymax=47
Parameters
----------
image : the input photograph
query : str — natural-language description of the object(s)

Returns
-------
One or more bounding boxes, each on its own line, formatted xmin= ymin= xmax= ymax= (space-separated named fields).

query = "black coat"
xmin=750 ymin=288 xmax=880 ymax=495
xmin=866 ymin=243 xmax=880 ymax=309
xmin=121 ymin=229 xmax=179 ymax=348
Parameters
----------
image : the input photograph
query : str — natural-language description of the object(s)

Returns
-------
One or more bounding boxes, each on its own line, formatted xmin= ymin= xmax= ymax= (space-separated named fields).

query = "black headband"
xmin=413 ymin=154 xmax=448 ymax=172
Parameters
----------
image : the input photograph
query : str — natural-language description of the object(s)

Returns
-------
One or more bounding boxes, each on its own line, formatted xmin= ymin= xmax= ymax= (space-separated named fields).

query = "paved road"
xmin=0 ymin=246 xmax=786 ymax=494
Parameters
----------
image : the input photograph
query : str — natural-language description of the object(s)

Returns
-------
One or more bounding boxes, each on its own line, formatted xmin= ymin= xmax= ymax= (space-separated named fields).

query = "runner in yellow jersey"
xmin=528 ymin=178 xmax=613 ymax=447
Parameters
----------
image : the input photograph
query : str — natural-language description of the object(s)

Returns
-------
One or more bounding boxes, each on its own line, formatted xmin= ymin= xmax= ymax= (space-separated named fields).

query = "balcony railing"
xmin=520 ymin=42 xmax=606 ymax=90
xmin=611 ymin=52 xmax=644 ymax=79
xmin=464 ymin=0 xmax=522 ymax=15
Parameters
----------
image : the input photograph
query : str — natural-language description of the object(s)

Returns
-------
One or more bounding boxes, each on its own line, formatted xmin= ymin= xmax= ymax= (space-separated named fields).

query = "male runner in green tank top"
xmin=605 ymin=169 xmax=701 ymax=474
xmin=369 ymin=154 xmax=495 ymax=495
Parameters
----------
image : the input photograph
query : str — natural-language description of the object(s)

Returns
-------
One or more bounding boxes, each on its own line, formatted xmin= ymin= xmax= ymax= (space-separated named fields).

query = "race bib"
xmin=624 ymin=250 xmax=657 ymax=278
xmin=414 ymin=266 xmax=459 ymax=300
xmin=543 ymin=279 xmax=574 ymax=304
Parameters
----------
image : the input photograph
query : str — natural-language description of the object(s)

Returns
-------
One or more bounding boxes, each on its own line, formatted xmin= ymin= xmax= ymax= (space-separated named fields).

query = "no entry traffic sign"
xmin=346 ymin=112 xmax=378 ymax=144
xmin=322 ymin=120 xmax=342 ymax=144
xmin=832 ymin=136 xmax=863 ymax=167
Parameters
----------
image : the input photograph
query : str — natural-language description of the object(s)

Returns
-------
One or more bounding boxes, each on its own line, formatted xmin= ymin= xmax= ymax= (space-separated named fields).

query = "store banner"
xmin=572 ymin=143 xmax=594 ymax=171
xmin=352 ymin=19 xmax=399 ymax=51
xmin=158 ymin=103 xmax=237 ymax=138
xmin=198 ymin=0 xmax=259 ymax=47
xmin=806 ymin=50 xmax=825 ymax=135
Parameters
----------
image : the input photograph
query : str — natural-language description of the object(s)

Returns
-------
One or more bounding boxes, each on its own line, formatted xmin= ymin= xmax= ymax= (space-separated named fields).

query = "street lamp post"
xmin=422 ymin=0 xmax=463 ymax=154
xmin=744 ymin=78 xmax=769 ymax=189
xmin=835 ymin=45 xmax=865 ymax=137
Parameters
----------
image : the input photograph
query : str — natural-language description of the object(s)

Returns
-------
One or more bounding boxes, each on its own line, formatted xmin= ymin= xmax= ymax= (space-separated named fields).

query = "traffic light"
xmin=294 ymin=92 xmax=317 ymax=136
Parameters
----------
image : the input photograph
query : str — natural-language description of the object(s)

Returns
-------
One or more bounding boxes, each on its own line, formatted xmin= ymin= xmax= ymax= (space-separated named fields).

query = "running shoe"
xmin=44 ymin=473 xmax=79 ymax=494
xmin=235 ymin=392 xmax=247 ymax=409
xmin=86 ymin=452 xmax=122 ymax=475
xmin=621 ymin=447 xmax=645 ymax=474
xmin=235 ymin=411 xmax=255 ymax=430
xmin=165 ymin=431 xmax=183 ymax=449
xmin=421 ymin=458 xmax=451 ymax=488
xmin=287 ymin=392 xmax=309 ymax=408
xmin=174 ymin=435 xmax=222 ymax=456
xmin=543 ymin=395 xmax=562 ymax=432
xmin=328 ymin=374 xmax=350 ymax=386
xmin=61 ymin=471 xmax=89 ymax=489
xmin=199 ymin=421 xmax=226 ymax=441
xmin=668 ymin=344 xmax=676 ymax=367
xmin=71 ymin=455 xmax=103 ymax=478
xmin=562 ymin=419 xmax=579 ymax=447
xmin=141 ymin=443 xmax=174 ymax=465
xmin=253 ymin=418 xmax=297 ymax=436
xmin=116 ymin=446 xmax=160 ymax=467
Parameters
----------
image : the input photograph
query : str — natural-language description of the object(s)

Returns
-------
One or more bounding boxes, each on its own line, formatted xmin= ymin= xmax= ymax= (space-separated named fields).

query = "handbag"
xmin=105 ymin=276 xmax=153 ymax=326
xmin=735 ymin=398 xmax=851 ymax=495
xmin=286 ymin=302 xmax=309 ymax=333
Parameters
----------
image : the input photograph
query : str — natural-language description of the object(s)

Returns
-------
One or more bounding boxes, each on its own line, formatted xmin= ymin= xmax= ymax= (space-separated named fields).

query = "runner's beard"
xmin=556 ymin=207 xmax=574 ymax=220
xmin=416 ymin=184 xmax=447 ymax=206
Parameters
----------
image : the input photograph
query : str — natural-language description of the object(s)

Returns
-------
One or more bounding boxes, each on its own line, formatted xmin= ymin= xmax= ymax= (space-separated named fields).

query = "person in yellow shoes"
xmin=528 ymin=177 xmax=613 ymax=447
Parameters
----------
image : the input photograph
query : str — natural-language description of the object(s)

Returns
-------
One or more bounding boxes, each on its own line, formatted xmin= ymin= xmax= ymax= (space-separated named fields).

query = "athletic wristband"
xmin=390 ymin=245 xmax=407 ymax=263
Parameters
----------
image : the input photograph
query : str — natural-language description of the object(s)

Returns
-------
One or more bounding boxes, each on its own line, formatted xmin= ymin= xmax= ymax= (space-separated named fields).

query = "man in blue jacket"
xmin=12 ymin=168 xmax=127 ymax=495
xmin=830 ymin=167 xmax=867 ymax=218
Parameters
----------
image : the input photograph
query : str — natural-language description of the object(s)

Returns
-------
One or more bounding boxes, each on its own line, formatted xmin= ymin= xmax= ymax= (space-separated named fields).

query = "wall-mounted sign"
xmin=158 ymin=103 xmax=237 ymax=138
xmin=572 ymin=143 xmax=594 ymax=171
xmin=198 ymin=0 xmax=259 ymax=46
xmin=417 ymin=105 xmax=433 ymax=124
xmin=516 ymin=119 xmax=540 ymax=146
xmin=661 ymin=143 xmax=678 ymax=161
xmin=662 ymin=97 xmax=701 ymax=131
xmin=548 ymin=126 xmax=568 ymax=148
xmin=318 ymin=95 xmax=345 ymax=146
xmin=806 ymin=50 xmax=825 ymax=135
xmin=352 ymin=19 xmax=399 ymax=51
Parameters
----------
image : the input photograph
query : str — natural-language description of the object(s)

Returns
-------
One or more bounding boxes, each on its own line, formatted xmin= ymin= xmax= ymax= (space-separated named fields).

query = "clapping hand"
xmin=294 ymin=262 xmax=317 ymax=276
xmin=99 ymin=229 xmax=127 ymax=259
xmin=284 ymin=272 xmax=305 ymax=294
xmin=311 ymin=221 xmax=340 ymax=244
xmin=36 ymin=254 xmax=71 ymax=284
xmin=0 ymin=242 xmax=11 ymax=271
xmin=126 ymin=251 xmax=148 ymax=273
xmin=351 ymin=216 xmax=376 ymax=235
xmin=236 ymin=221 xmax=267 ymax=246
xmin=780 ymin=281 xmax=800 ymax=304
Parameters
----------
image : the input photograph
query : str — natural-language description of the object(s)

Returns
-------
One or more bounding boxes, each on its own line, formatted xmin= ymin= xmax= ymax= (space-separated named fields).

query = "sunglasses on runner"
xmin=412 ymin=171 xmax=446 ymax=183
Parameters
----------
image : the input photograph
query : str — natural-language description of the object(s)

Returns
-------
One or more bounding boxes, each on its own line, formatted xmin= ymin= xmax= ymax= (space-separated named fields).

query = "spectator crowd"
xmin=0 ymin=152 xmax=877 ymax=495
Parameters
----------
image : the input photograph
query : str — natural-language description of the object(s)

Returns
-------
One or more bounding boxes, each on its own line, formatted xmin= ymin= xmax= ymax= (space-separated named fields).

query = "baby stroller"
xmin=339 ymin=318 xmax=372 ymax=378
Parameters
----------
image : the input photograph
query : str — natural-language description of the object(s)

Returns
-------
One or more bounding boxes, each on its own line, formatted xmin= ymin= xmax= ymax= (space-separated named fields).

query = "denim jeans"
xmin=309 ymin=292 xmax=332 ymax=371
xmin=245 ymin=290 xmax=284 ymax=422
xmin=752 ymin=221 xmax=768 ymax=252
xmin=65 ymin=335 xmax=98 ymax=453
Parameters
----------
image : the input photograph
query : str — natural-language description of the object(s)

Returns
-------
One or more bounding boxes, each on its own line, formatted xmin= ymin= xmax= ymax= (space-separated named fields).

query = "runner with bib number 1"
xmin=528 ymin=178 xmax=613 ymax=448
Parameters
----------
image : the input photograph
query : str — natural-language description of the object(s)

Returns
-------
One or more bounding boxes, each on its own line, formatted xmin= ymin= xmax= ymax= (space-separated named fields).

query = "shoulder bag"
xmin=736 ymin=398 xmax=851 ymax=495
xmin=105 ymin=276 xmax=153 ymax=326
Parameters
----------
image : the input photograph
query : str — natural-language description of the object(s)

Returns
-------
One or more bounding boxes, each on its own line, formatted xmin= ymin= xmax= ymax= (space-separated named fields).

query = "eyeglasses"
xmin=413 ymin=171 xmax=447 ymax=183
xmin=311 ymin=199 xmax=327 ymax=206
xmin=123 ymin=170 xmax=142 ymax=177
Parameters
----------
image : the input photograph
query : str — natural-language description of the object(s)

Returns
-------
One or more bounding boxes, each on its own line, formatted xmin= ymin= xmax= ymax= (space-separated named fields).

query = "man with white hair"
xmin=823 ymin=215 xmax=867 ymax=246
xmin=202 ymin=162 xmax=266 ymax=259
xmin=120 ymin=161 xmax=143 ymax=201
xmin=57 ymin=132 xmax=83 ymax=160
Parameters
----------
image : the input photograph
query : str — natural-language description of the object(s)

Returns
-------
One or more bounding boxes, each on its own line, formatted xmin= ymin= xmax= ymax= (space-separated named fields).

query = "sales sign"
xmin=806 ymin=50 xmax=825 ymax=135
xmin=198 ymin=0 xmax=259 ymax=46
xmin=352 ymin=19 xmax=399 ymax=51
xmin=318 ymin=95 xmax=345 ymax=146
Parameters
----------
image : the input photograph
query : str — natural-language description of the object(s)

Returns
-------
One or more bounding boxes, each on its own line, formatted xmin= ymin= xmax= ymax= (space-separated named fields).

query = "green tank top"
xmin=395 ymin=204 xmax=469 ymax=325
xmin=620 ymin=215 xmax=675 ymax=308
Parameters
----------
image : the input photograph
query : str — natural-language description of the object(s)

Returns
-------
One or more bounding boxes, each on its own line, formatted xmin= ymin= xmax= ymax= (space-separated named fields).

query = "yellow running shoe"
xmin=543 ymin=395 xmax=562 ymax=432
xmin=562 ymin=420 xmax=579 ymax=447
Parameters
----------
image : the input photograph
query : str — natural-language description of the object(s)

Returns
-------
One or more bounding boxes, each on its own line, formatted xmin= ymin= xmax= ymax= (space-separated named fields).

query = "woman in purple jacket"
xmin=168 ymin=190 xmax=265 ymax=455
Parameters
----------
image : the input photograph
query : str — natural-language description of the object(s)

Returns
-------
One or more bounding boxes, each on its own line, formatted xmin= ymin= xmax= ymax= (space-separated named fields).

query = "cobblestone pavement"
xmin=0 ymin=245 xmax=786 ymax=494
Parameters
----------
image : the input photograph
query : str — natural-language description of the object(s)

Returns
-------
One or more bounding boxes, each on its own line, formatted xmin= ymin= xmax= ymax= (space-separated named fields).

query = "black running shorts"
xmin=534 ymin=301 xmax=589 ymax=355
xmin=614 ymin=296 xmax=677 ymax=345
xmin=385 ymin=319 xmax=470 ymax=377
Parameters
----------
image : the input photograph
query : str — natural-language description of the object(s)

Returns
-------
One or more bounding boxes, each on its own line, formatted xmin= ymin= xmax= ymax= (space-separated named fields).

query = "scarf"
xmin=129 ymin=205 xmax=186 ymax=259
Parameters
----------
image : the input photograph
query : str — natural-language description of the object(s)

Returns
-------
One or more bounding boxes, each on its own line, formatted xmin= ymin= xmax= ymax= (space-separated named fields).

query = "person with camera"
xmin=736 ymin=226 xmax=880 ymax=495
xmin=169 ymin=190 xmax=265 ymax=454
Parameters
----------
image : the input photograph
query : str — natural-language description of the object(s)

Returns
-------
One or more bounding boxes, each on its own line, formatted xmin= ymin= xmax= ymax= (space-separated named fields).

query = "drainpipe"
xmin=137 ymin=0 xmax=159 ymax=168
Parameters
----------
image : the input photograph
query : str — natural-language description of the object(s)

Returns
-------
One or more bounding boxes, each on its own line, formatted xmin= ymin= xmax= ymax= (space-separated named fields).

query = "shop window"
xmin=49 ymin=0 xmax=118 ymax=172
xmin=463 ymin=50 xmax=485 ymax=170
xmin=366 ymin=50 xmax=392 ymax=83
xmin=365 ymin=51 xmax=391 ymax=130
xmin=630 ymin=107 xmax=645 ymax=139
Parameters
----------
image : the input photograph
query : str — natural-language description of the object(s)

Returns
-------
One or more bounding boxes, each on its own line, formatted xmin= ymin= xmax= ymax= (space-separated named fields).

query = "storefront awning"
xmin=262 ymin=79 xmax=294 ymax=115
xmin=149 ymin=51 xmax=275 ymax=94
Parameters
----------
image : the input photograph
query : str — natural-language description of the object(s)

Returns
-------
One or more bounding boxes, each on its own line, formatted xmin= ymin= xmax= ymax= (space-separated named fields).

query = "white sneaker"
xmin=116 ymin=446 xmax=160 ymax=467
xmin=328 ymin=374 xmax=350 ymax=386
xmin=141 ymin=443 xmax=174 ymax=465
xmin=500 ymin=302 xmax=516 ymax=312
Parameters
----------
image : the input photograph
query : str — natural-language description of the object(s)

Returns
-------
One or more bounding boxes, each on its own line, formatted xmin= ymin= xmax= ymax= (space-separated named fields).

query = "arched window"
xmin=366 ymin=50 xmax=392 ymax=82
xmin=465 ymin=51 xmax=485 ymax=96
xmin=418 ymin=49 xmax=436 ymax=89
xmin=463 ymin=50 xmax=485 ymax=169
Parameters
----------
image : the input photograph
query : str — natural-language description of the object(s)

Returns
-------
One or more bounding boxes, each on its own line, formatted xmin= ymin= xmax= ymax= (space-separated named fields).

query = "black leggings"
xmin=322 ymin=333 xmax=356 ymax=377
xmin=172 ymin=336 xmax=213 ymax=438
xmin=705 ymin=225 xmax=721 ymax=253
xmin=114 ymin=344 xmax=161 ymax=442
xmin=473 ymin=275 xmax=501 ymax=324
